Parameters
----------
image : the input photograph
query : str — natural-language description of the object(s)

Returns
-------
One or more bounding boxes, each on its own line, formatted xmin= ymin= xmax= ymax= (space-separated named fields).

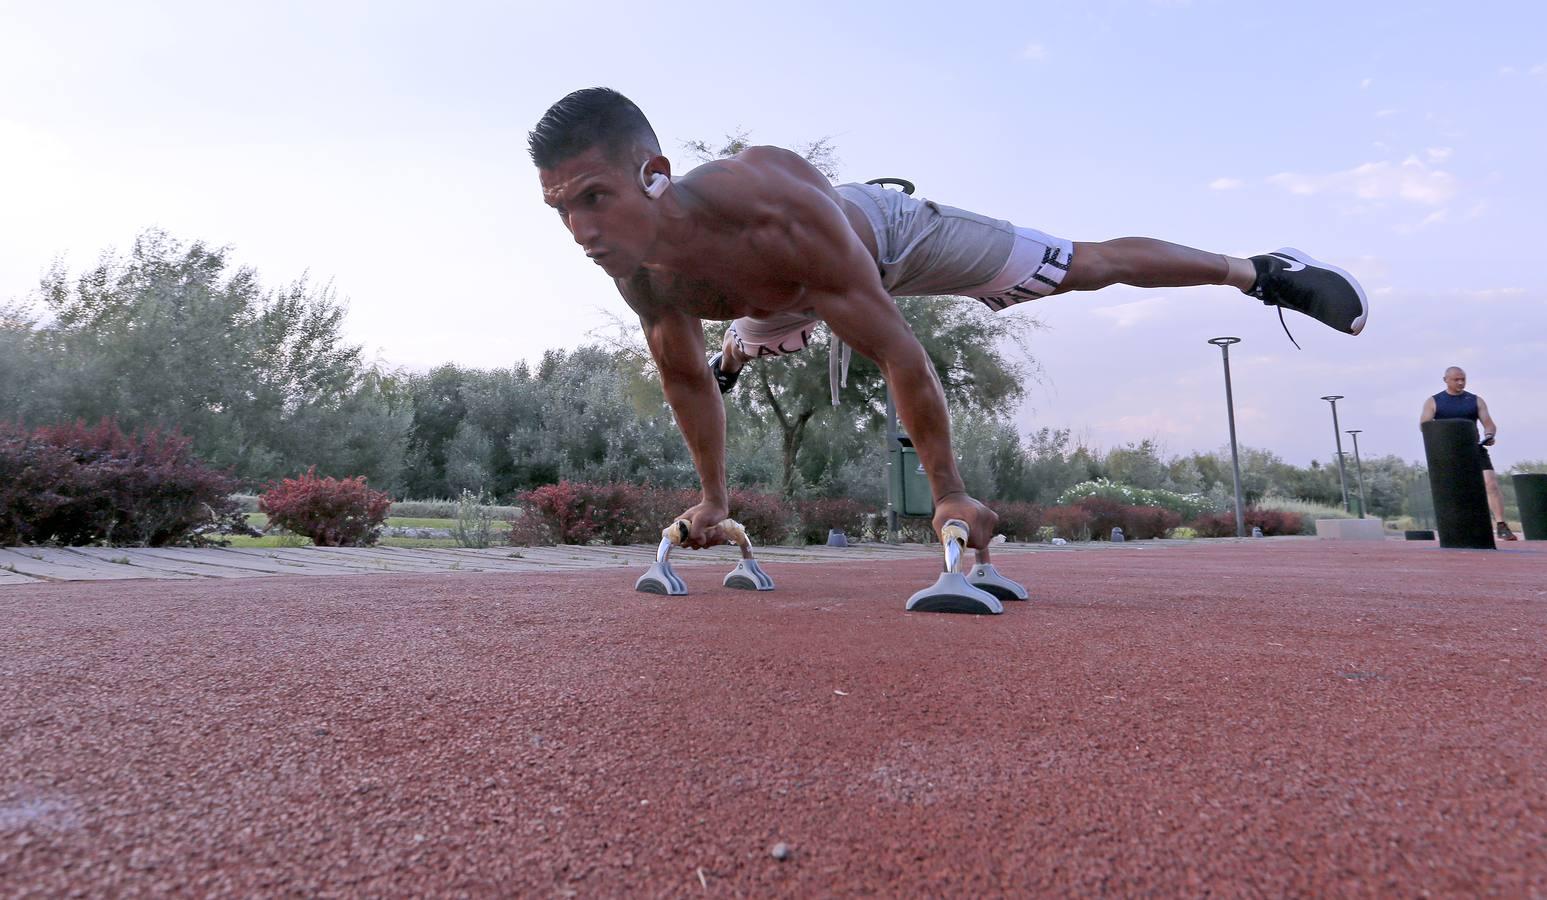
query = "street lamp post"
xmin=1346 ymin=429 xmax=1368 ymax=519
xmin=1320 ymin=395 xmax=1351 ymax=512
xmin=1209 ymin=337 xmax=1247 ymax=537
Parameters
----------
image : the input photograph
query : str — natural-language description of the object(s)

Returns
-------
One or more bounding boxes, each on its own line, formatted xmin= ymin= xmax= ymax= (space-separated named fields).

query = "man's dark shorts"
xmin=1480 ymin=446 xmax=1494 ymax=471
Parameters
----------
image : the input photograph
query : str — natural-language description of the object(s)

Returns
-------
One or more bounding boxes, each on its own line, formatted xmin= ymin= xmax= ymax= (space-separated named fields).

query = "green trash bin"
xmin=888 ymin=440 xmax=934 ymax=517
xmin=1513 ymin=473 xmax=1547 ymax=540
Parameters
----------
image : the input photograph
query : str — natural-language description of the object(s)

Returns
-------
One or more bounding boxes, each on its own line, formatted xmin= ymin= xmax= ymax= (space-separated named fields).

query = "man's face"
xmin=539 ymin=145 xmax=658 ymax=279
xmin=1444 ymin=369 xmax=1467 ymax=393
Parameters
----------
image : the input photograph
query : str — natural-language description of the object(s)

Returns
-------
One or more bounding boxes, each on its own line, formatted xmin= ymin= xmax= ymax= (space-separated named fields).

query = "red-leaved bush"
xmin=1120 ymin=505 xmax=1183 ymax=540
xmin=1075 ymin=496 xmax=1127 ymax=540
xmin=1044 ymin=505 xmax=1096 ymax=541
xmin=516 ymin=481 xmax=647 ymax=545
xmin=512 ymin=481 xmax=870 ymax=546
xmin=794 ymin=497 xmax=867 ymax=544
xmin=259 ymin=467 xmax=391 ymax=546
xmin=991 ymin=501 xmax=1044 ymax=542
xmin=1189 ymin=507 xmax=1305 ymax=537
xmin=734 ymin=489 xmax=796 ymax=545
xmin=0 ymin=420 xmax=239 ymax=546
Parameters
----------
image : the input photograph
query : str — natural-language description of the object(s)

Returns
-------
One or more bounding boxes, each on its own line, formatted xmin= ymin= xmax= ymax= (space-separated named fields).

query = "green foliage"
xmin=1021 ymin=428 xmax=1101 ymax=504
xmin=6 ymin=230 xmax=409 ymax=490
xmin=401 ymin=350 xmax=694 ymax=500
xmin=452 ymin=489 xmax=501 ymax=549
xmin=388 ymin=498 xmax=520 ymax=519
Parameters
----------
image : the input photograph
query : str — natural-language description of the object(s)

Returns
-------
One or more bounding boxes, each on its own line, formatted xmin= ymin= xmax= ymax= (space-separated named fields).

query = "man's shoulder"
xmin=682 ymin=147 xmax=825 ymax=206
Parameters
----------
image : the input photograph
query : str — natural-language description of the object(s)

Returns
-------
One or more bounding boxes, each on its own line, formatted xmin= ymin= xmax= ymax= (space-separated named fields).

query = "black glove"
xmin=1482 ymin=433 xmax=1496 ymax=447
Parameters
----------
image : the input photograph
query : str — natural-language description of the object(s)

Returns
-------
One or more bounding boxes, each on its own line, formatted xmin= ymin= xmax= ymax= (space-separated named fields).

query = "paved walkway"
xmin=0 ymin=537 xmax=1247 ymax=585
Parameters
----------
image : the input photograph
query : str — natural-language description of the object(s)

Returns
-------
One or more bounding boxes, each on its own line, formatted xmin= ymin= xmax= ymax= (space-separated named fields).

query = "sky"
xmin=3 ymin=0 xmax=1544 ymax=472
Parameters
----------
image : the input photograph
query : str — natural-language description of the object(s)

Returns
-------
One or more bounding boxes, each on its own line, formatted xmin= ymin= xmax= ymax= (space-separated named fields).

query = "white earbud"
xmin=640 ymin=162 xmax=669 ymax=199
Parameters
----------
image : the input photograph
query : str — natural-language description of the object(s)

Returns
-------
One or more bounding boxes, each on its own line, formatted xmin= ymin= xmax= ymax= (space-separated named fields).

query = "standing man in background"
xmin=1421 ymin=366 xmax=1516 ymax=541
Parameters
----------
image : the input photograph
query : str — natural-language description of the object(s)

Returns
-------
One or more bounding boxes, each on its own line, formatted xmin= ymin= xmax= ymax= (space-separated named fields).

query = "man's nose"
xmin=569 ymin=214 xmax=599 ymax=246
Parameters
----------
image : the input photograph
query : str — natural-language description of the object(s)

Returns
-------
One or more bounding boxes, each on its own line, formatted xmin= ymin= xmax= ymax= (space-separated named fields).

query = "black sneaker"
xmin=1497 ymin=521 xmax=1518 ymax=541
xmin=1247 ymin=248 xmax=1369 ymax=338
xmin=708 ymin=352 xmax=740 ymax=394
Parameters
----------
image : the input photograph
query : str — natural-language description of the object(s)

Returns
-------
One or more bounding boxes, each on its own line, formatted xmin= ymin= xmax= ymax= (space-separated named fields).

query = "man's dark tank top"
xmin=1433 ymin=390 xmax=1479 ymax=422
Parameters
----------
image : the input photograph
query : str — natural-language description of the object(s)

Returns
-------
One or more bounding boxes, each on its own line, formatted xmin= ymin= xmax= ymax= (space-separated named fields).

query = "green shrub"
xmin=452 ymin=489 xmax=503 ymax=549
xmin=259 ymin=468 xmax=392 ymax=547
xmin=391 ymin=497 xmax=521 ymax=519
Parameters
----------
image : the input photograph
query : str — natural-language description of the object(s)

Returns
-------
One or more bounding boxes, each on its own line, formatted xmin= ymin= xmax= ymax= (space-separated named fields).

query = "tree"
xmin=1019 ymin=427 xmax=1100 ymax=504
xmin=1104 ymin=439 xmax=1172 ymax=491
xmin=15 ymin=230 xmax=379 ymax=484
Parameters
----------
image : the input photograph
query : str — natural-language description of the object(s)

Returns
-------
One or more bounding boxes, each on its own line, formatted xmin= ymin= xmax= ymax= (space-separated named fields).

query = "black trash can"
xmin=1421 ymin=419 xmax=1495 ymax=549
xmin=1514 ymin=473 xmax=1547 ymax=541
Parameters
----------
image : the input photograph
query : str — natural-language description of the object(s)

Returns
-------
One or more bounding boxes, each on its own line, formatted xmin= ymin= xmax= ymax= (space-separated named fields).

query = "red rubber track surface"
xmin=3 ymin=541 xmax=1544 ymax=896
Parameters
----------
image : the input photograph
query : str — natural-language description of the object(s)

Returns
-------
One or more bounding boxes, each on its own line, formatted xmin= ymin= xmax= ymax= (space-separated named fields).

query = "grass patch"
xmin=221 ymin=533 xmax=468 ymax=550
xmin=381 ymin=536 xmax=462 ymax=549
xmin=240 ymin=513 xmax=508 ymax=533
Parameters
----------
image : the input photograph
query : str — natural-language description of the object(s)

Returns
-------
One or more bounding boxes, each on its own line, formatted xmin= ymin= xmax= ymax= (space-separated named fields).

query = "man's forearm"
xmin=883 ymin=358 xmax=965 ymax=500
xmin=661 ymin=372 xmax=729 ymax=505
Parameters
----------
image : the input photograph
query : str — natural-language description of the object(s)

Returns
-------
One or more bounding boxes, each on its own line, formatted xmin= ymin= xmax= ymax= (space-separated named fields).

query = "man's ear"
xmin=639 ymin=155 xmax=672 ymax=199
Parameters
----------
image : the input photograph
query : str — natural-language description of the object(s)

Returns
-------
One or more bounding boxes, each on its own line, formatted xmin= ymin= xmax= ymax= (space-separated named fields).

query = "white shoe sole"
xmin=1274 ymin=247 xmax=1369 ymax=335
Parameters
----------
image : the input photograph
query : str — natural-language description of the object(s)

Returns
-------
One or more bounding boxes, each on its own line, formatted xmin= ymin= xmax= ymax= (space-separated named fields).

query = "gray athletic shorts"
xmin=728 ymin=182 xmax=1075 ymax=358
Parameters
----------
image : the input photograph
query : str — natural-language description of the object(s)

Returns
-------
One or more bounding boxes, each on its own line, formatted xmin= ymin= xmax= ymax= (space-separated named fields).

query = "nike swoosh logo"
xmin=1274 ymin=254 xmax=1307 ymax=272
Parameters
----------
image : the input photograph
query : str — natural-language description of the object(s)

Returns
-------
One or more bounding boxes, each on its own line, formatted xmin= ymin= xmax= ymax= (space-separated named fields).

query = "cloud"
xmin=1425 ymin=147 xmax=1452 ymax=162
xmin=1532 ymin=63 xmax=1546 ymax=76
xmin=1091 ymin=296 xmax=1172 ymax=328
xmin=1360 ymin=77 xmax=1373 ymax=89
xmin=1375 ymin=108 xmax=1398 ymax=118
xmin=1208 ymin=177 xmax=1243 ymax=190
xmin=1463 ymin=287 xmax=1526 ymax=301
xmin=1267 ymin=157 xmax=1458 ymax=207
xmin=1020 ymin=43 xmax=1046 ymax=61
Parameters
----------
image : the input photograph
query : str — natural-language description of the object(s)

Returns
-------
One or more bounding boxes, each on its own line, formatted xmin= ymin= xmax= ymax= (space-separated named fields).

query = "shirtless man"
xmin=531 ymin=87 xmax=1368 ymax=556
xmin=1420 ymin=366 xmax=1516 ymax=540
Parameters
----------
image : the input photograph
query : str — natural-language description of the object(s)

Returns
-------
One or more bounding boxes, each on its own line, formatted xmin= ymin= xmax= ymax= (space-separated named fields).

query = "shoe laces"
xmin=1275 ymin=305 xmax=1302 ymax=350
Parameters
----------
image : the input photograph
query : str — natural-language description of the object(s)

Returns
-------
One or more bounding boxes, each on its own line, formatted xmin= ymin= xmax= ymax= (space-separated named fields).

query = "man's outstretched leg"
xmin=1056 ymin=238 xmax=1368 ymax=336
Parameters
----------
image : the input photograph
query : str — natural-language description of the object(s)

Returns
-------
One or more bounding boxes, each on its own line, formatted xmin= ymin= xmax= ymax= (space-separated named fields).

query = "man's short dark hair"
xmin=529 ymin=88 xmax=661 ymax=170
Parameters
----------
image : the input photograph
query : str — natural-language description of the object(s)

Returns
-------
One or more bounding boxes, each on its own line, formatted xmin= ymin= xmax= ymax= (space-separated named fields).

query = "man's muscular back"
xmin=617 ymin=147 xmax=879 ymax=325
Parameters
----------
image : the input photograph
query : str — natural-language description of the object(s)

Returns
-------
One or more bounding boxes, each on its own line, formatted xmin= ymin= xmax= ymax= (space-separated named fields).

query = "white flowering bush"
xmin=1056 ymin=479 xmax=1217 ymax=520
